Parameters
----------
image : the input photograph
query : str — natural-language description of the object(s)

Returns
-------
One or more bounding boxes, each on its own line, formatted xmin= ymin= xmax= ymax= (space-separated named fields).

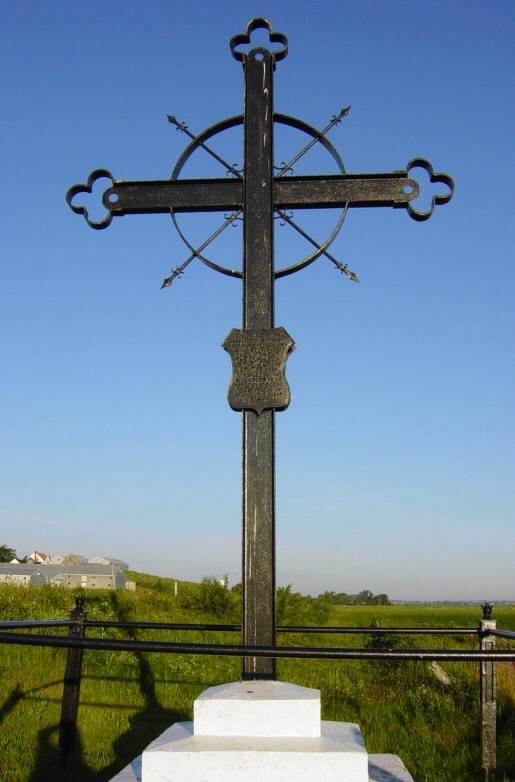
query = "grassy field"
xmin=0 ymin=576 xmax=513 ymax=782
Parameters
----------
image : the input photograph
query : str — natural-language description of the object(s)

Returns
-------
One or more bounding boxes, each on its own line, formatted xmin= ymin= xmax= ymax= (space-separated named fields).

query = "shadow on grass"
xmin=0 ymin=683 xmax=96 ymax=781
xmin=27 ymin=725 xmax=97 ymax=782
xmin=0 ymin=678 xmax=65 ymax=726
xmin=0 ymin=684 xmax=24 ymax=726
xmin=96 ymin=592 xmax=188 ymax=781
xmin=26 ymin=592 xmax=188 ymax=781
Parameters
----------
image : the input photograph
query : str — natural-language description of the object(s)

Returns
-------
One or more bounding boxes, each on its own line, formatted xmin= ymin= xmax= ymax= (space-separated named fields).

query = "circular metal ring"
xmin=170 ymin=114 xmax=347 ymax=279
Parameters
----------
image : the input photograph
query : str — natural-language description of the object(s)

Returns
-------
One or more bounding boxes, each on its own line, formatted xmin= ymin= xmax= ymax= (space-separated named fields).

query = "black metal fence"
xmin=0 ymin=598 xmax=513 ymax=780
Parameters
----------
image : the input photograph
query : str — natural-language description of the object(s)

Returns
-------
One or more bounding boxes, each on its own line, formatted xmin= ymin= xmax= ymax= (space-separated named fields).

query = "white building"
xmin=27 ymin=551 xmax=50 ymax=564
xmin=0 ymin=563 xmax=129 ymax=590
xmin=0 ymin=565 xmax=47 ymax=586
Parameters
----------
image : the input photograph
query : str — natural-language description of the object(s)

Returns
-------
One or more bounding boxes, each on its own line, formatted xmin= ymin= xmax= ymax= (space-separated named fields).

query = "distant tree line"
xmin=179 ymin=577 xmax=389 ymax=620
xmin=320 ymin=589 xmax=390 ymax=606
xmin=179 ymin=578 xmax=333 ymax=624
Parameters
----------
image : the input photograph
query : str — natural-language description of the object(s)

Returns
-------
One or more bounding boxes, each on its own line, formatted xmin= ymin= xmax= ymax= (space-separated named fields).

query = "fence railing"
xmin=0 ymin=598 xmax=513 ymax=781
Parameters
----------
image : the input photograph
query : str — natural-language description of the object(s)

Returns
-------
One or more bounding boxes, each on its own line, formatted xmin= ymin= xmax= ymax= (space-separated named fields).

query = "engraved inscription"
xmin=222 ymin=327 xmax=295 ymax=415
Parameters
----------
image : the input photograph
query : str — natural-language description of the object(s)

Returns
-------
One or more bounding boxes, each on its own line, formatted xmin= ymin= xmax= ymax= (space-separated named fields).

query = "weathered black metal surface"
xmin=223 ymin=327 xmax=294 ymax=415
xmin=103 ymin=172 xmax=419 ymax=213
xmin=274 ymin=173 xmax=418 ymax=208
xmin=66 ymin=169 xmax=115 ymax=230
xmin=68 ymin=162 xmax=452 ymax=229
xmin=106 ymin=178 xmax=242 ymax=214
xmin=405 ymin=158 xmax=454 ymax=222
xmin=241 ymin=43 xmax=276 ymax=680
xmin=230 ymin=18 xmax=288 ymax=65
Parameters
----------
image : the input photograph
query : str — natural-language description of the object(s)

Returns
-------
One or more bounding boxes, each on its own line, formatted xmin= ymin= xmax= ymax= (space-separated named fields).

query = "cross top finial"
xmin=230 ymin=18 xmax=288 ymax=66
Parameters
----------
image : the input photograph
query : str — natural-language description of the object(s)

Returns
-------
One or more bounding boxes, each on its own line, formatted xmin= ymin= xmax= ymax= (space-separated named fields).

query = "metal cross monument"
xmin=67 ymin=19 xmax=454 ymax=680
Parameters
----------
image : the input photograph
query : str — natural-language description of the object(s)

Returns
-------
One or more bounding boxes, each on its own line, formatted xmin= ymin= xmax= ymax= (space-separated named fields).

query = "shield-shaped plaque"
xmin=222 ymin=327 xmax=295 ymax=415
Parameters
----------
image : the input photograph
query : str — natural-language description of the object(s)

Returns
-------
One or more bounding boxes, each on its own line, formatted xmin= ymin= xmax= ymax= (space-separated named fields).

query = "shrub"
xmin=184 ymin=576 xmax=237 ymax=619
xmin=276 ymin=586 xmax=331 ymax=626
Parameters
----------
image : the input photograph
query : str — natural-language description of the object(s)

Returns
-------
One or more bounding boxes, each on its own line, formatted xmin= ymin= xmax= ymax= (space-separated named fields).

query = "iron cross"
xmin=67 ymin=18 xmax=454 ymax=680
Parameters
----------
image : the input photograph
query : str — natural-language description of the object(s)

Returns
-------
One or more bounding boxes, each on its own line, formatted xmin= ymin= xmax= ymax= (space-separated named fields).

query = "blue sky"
xmin=1 ymin=1 xmax=513 ymax=599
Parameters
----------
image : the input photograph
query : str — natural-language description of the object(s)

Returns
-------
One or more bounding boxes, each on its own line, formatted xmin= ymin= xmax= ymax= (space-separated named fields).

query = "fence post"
xmin=479 ymin=602 xmax=496 ymax=781
xmin=58 ymin=594 xmax=86 ymax=762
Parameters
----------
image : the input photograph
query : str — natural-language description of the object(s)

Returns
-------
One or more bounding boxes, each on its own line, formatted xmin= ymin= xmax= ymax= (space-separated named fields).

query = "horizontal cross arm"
xmin=106 ymin=178 xmax=242 ymax=214
xmin=274 ymin=173 xmax=418 ymax=209
xmin=68 ymin=159 xmax=452 ymax=228
xmin=105 ymin=173 xmax=417 ymax=216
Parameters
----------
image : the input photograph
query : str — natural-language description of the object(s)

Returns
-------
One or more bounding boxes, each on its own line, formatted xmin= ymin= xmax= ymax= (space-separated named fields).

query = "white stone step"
xmin=141 ymin=719 xmax=368 ymax=781
xmin=111 ymin=748 xmax=414 ymax=781
xmin=194 ymin=680 xmax=321 ymax=737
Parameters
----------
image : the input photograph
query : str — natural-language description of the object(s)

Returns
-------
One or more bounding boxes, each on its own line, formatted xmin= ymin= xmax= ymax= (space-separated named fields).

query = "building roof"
xmin=0 ymin=564 xmax=45 ymax=575
xmin=62 ymin=554 xmax=88 ymax=563
xmin=88 ymin=556 xmax=129 ymax=569
xmin=0 ymin=563 xmax=121 ymax=577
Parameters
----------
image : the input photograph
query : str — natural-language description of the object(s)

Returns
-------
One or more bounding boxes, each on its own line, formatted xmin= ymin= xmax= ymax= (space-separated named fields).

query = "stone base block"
xmin=141 ymin=720 xmax=367 ymax=781
xmin=194 ymin=680 xmax=321 ymax=737
xmin=111 ymin=747 xmax=414 ymax=781
xmin=108 ymin=680 xmax=414 ymax=781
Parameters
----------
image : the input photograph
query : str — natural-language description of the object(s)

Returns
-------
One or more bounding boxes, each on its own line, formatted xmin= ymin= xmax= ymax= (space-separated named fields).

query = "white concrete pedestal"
xmin=194 ymin=680 xmax=321 ymax=737
xmin=110 ymin=680 xmax=414 ymax=782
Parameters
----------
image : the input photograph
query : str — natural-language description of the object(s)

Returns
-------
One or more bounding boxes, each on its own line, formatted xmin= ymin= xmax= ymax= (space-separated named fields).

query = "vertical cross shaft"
xmin=242 ymin=48 xmax=275 ymax=679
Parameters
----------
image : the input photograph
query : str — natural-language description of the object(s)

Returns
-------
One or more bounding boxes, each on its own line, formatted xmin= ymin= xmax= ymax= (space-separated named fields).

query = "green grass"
xmin=0 ymin=577 xmax=513 ymax=781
